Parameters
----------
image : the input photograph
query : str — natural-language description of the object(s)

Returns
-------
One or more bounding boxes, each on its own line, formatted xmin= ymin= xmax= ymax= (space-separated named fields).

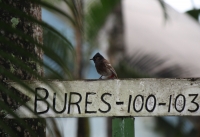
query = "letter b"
xmin=34 ymin=88 xmax=49 ymax=114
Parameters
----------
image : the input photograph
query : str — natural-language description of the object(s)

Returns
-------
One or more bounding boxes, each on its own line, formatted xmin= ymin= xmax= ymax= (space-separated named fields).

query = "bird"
xmin=90 ymin=52 xmax=118 ymax=79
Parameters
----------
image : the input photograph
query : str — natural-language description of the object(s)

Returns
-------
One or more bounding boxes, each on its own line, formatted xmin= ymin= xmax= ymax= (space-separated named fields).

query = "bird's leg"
xmin=99 ymin=76 xmax=103 ymax=79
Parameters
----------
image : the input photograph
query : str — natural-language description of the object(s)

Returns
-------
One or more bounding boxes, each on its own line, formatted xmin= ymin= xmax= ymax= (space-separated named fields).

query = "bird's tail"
xmin=109 ymin=74 xmax=118 ymax=79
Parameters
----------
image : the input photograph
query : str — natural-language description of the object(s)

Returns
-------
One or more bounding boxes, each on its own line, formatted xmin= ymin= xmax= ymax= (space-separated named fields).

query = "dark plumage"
xmin=90 ymin=53 xmax=118 ymax=79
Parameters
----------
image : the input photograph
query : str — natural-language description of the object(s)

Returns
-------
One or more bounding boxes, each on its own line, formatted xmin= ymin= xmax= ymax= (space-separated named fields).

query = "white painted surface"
xmin=6 ymin=79 xmax=200 ymax=118
xmin=123 ymin=0 xmax=200 ymax=77
xmin=165 ymin=0 xmax=200 ymax=12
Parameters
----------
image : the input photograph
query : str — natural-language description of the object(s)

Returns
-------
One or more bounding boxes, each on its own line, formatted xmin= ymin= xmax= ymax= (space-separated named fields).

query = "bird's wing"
xmin=104 ymin=60 xmax=118 ymax=78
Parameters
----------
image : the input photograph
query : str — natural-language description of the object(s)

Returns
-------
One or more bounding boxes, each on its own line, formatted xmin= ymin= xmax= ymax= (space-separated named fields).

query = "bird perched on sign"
xmin=90 ymin=53 xmax=118 ymax=79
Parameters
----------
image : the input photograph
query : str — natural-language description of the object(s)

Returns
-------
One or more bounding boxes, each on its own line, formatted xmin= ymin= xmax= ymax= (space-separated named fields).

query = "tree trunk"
xmin=0 ymin=0 xmax=45 ymax=136
xmin=74 ymin=0 xmax=84 ymax=79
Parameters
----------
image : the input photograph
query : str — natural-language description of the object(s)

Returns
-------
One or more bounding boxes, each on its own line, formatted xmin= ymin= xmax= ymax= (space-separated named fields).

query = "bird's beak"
xmin=90 ymin=58 xmax=93 ymax=60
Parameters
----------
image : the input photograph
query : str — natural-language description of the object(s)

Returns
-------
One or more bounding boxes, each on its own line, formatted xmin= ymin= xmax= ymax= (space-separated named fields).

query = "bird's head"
xmin=90 ymin=52 xmax=104 ymax=63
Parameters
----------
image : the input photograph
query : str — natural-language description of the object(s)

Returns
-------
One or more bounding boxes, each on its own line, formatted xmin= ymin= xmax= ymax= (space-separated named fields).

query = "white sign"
xmin=6 ymin=79 xmax=200 ymax=118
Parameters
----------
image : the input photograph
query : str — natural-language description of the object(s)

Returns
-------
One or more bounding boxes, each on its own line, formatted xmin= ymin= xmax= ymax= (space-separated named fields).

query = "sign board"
xmin=6 ymin=78 xmax=200 ymax=118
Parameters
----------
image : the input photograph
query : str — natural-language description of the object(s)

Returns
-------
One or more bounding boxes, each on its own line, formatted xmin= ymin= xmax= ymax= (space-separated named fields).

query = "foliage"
xmin=85 ymin=0 xmax=120 ymax=43
xmin=43 ymin=28 xmax=75 ymax=79
xmin=186 ymin=9 xmax=200 ymax=21
xmin=0 ymin=0 xmax=75 ymax=136
xmin=116 ymin=51 xmax=188 ymax=78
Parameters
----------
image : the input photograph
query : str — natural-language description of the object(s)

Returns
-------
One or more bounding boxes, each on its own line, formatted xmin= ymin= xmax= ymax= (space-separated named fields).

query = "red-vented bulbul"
xmin=90 ymin=53 xmax=118 ymax=79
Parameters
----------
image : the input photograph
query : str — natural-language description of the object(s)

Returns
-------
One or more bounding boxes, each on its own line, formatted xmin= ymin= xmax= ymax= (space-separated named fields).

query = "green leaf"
xmin=186 ymin=9 xmax=200 ymax=21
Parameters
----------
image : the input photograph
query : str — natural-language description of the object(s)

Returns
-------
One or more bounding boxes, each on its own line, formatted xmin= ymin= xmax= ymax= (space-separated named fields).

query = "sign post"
xmin=6 ymin=78 xmax=200 ymax=136
xmin=112 ymin=117 xmax=134 ymax=137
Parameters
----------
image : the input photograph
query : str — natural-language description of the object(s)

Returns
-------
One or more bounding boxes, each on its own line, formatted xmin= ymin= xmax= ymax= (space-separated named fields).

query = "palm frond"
xmin=0 ymin=0 xmax=76 ymax=136
xmin=85 ymin=0 xmax=120 ymax=43
xmin=34 ymin=0 xmax=76 ymax=26
xmin=116 ymin=51 xmax=188 ymax=78
xmin=186 ymin=9 xmax=200 ymax=21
